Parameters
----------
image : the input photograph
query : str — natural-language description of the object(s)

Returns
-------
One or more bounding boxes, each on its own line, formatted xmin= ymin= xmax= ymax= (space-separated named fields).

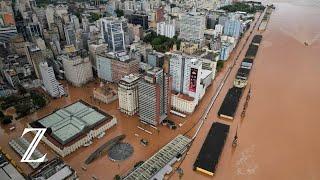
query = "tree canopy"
xmin=219 ymin=2 xmax=265 ymax=13
xmin=143 ymin=31 xmax=180 ymax=53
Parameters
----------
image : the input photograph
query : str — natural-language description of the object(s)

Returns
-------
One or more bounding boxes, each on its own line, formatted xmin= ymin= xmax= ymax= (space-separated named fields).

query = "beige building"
xmin=180 ymin=41 xmax=200 ymax=55
xmin=171 ymin=93 xmax=197 ymax=114
xmin=93 ymin=83 xmax=118 ymax=104
xmin=61 ymin=54 xmax=93 ymax=87
xmin=88 ymin=42 xmax=108 ymax=70
xmin=118 ymin=74 xmax=140 ymax=116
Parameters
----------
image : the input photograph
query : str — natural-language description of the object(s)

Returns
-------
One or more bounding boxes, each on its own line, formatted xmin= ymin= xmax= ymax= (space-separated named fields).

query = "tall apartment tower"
xmin=96 ymin=52 xmax=139 ymax=82
xmin=64 ymin=23 xmax=76 ymax=47
xmin=183 ymin=58 xmax=202 ymax=102
xmin=101 ymin=17 xmax=127 ymax=52
xmin=169 ymin=53 xmax=203 ymax=102
xmin=61 ymin=54 xmax=93 ymax=87
xmin=118 ymin=74 xmax=140 ymax=116
xmin=179 ymin=12 xmax=206 ymax=43
xmin=25 ymin=45 xmax=44 ymax=79
xmin=223 ymin=18 xmax=242 ymax=38
xmin=39 ymin=62 xmax=65 ymax=98
xmin=138 ymin=67 xmax=171 ymax=126
xmin=169 ymin=53 xmax=185 ymax=93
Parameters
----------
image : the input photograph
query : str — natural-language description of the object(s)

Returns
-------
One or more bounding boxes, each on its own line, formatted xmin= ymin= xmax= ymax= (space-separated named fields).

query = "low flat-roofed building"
xmin=9 ymin=137 xmax=48 ymax=169
xmin=123 ymin=135 xmax=191 ymax=180
xmin=29 ymin=100 xmax=117 ymax=157
xmin=0 ymin=152 xmax=25 ymax=180
xmin=93 ymin=83 xmax=118 ymax=104
xmin=28 ymin=158 xmax=77 ymax=180
xmin=171 ymin=92 xmax=197 ymax=114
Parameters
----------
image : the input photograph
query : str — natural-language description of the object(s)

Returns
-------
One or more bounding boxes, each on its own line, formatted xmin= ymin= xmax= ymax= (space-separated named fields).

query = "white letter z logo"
xmin=21 ymin=128 xmax=47 ymax=163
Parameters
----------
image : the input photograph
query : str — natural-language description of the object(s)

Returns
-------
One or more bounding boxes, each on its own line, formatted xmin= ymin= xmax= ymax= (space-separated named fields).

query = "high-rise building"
xmin=118 ymin=74 xmax=140 ymax=116
xmin=0 ymin=26 xmax=17 ymax=45
xmin=126 ymin=12 xmax=149 ymax=30
xmin=183 ymin=57 xmax=202 ymax=102
xmin=179 ymin=12 xmax=206 ymax=43
xmin=96 ymin=52 xmax=139 ymax=82
xmin=89 ymin=42 xmax=108 ymax=70
xmin=111 ymin=53 xmax=139 ymax=82
xmin=156 ymin=21 xmax=175 ymax=38
xmin=138 ymin=67 xmax=171 ymax=125
xmin=39 ymin=62 xmax=65 ymax=98
xmin=219 ymin=42 xmax=233 ymax=61
xmin=25 ymin=22 xmax=42 ymax=40
xmin=64 ymin=23 xmax=76 ymax=47
xmin=25 ymin=44 xmax=45 ymax=79
xmin=101 ymin=17 xmax=127 ymax=52
xmin=61 ymin=54 xmax=93 ymax=87
xmin=70 ymin=15 xmax=80 ymax=30
xmin=223 ymin=18 xmax=242 ymax=38
xmin=155 ymin=6 xmax=165 ymax=23
xmin=169 ymin=53 xmax=185 ymax=93
xmin=128 ymin=24 xmax=143 ymax=42
xmin=96 ymin=53 xmax=113 ymax=82
xmin=207 ymin=14 xmax=218 ymax=29
xmin=46 ymin=5 xmax=55 ymax=29
xmin=169 ymin=53 xmax=203 ymax=102
xmin=147 ymin=50 xmax=165 ymax=67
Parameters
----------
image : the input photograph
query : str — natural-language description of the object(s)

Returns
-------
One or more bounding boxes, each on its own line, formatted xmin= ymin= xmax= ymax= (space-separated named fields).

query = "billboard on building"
xmin=189 ymin=68 xmax=198 ymax=92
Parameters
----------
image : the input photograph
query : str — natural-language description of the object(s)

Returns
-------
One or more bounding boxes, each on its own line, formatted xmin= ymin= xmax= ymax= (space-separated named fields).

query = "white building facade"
xmin=179 ymin=12 xmax=206 ymax=43
xmin=156 ymin=21 xmax=175 ymax=38
xmin=118 ymin=74 xmax=140 ymax=116
xmin=39 ymin=62 xmax=65 ymax=98
xmin=62 ymin=55 xmax=93 ymax=87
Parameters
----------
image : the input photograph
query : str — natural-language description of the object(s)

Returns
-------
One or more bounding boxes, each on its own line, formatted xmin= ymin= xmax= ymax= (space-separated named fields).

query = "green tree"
xmin=15 ymin=103 xmax=31 ymax=117
xmin=216 ymin=60 xmax=224 ymax=72
xmin=1 ymin=115 xmax=13 ymax=124
xmin=115 ymin=9 xmax=124 ymax=17
xmin=114 ymin=175 xmax=121 ymax=180
xmin=31 ymin=92 xmax=46 ymax=108
xmin=0 ymin=111 xmax=4 ymax=118
xmin=89 ymin=13 xmax=102 ymax=23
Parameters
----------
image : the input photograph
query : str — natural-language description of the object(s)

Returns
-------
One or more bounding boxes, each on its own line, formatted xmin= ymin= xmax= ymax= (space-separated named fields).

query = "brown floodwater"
xmin=170 ymin=1 xmax=320 ymax=180
xmin=1 ymin=1 xmax=319 ymax=180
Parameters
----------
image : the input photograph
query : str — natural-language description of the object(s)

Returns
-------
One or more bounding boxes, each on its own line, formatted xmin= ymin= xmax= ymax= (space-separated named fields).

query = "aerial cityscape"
xmin=0 ymin=0 xmax=319 ymax=179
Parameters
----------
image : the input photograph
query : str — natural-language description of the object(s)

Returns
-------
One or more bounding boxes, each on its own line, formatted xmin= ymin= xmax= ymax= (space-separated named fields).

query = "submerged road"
xmin=168 ymin=9 xmax=266 ymax=179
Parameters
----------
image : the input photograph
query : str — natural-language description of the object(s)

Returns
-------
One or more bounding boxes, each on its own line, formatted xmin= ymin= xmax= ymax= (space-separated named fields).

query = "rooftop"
xmin=31 ymin=100 xmax=112 ymax=145
xmin=0 ymin=153 xmax=25 ymax=180
xmin=123 ymin=135 xmax=191 ymax=180
xmin=28 ymin=158 xmax=76 ymax=180
xmin=201 ymin=69 xmax=213 ymax=80
xmin=119 ymin=74 xmax=140 ymax=84
xmin=173 ymin=92 xmax=195 ymax=101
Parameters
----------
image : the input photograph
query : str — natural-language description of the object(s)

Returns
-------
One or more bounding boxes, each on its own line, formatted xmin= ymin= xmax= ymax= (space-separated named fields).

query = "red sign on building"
xmin=189 ymin=68 xmax=198 ymax=92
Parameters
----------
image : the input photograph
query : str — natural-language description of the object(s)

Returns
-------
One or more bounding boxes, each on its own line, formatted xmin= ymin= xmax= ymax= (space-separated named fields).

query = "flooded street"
xmin=1 ymin=1 xmax=320 ymax=180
